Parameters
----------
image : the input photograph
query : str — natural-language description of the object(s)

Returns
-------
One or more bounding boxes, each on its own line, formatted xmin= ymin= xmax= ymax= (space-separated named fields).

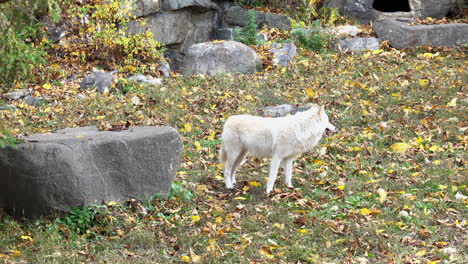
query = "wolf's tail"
xmin=219 ymin=143 xmax=227 ymax=170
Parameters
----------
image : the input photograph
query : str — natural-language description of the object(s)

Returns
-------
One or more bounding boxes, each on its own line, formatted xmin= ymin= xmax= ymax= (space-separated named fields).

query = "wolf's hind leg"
xmin=224 ymin=146 xmax=242 ymax=189
xmin=266 ymin=156 xmax=282 ymax=194
xmin=229 ymin=149 xmax=246 ymax=186
xmin=284 ymin=158 xmax=294 ymax=188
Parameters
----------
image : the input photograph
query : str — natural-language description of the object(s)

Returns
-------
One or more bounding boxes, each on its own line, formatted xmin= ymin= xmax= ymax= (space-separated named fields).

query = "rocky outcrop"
xmin=409 ymin=0 xmax=456 ymax=19
xmin=224 ymin=6 xmax=291 ymax=31
xmin=327 ymin=0 xmax=456 ymax=23
xmin=0 ymin=126 xmax=183 ymax=219
xmin=374 ymin=18 xmax=468 ymax=49
xmin=182 ymin=41 xmax=262 ymax=75
xmin=128 ymin=0 xmax=161 ymax=18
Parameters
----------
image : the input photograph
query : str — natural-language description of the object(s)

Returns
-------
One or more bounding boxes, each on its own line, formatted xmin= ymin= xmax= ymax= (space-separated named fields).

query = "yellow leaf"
xmin=248 ymin=181 xmax=260 ymax=187
xmin=418 ymin=79 xmax=430 ymax=88
xmin=11 ymin=250 xmax=21 ymax=257
xmin=366 ymin=179 xmax=382 ymax=184
xmin=305 ymin=87 xmax=315 ymax=100
xmin=21 ymin=235 xmax=33 ymax=242
xmin=377 ymin=188 xmax=387 ymax=204
xmin=181 ymin=255 xmax=191 ymax=262
xmin=42 ymin=83 xmax=52 ymax=90
xmin=337 ymin=185 xmax=345 ymax=190
xmin=391 ymin=142 xmax=411 ymax=153
xmin=184 ymin=123 xmax=192 ymax=132
xmin=312 ymin=159 xmax=327 ymax=165
xmin=245 ymin=95 xmax=255 ymax=101
xmin=360 ymin=208 xmax=371 ymax=215
xmin=428 ymin=145 xmax=443 ymax=152
xmin=190 ymin=215 xmax=201 ymax=223
xmin=108 ymin=201 xmax=117 ymax=206
xmin=207 ymin=131 xmax=216 ymax=141
xmin=447 ymin=97 xmax=457 ymax=107
xmin=259 ymin=246 xmax=274 ymax=259
xmin=372 ymin=49 xmax=383 ymax=55
xmin=299 ymin=228 xmax=311 ymax=234
xmin=273 ymin=223 xmax=284 ymax=229
xmin=348 ymin=147 xmax=362 ymax=152
xmin=234 ymin=197 xmax=246 ymax=200
xmin=215 ymin=217 xmax=223 ymax=223
xmin=415 ymin=249 xmax=426 ymax=257
xmin=194 ymin=141 xmax=202 ymax=151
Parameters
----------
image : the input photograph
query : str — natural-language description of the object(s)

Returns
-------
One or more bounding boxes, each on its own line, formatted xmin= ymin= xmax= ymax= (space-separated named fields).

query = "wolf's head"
xmin=317 ymin=105 xmax=336 ymax=137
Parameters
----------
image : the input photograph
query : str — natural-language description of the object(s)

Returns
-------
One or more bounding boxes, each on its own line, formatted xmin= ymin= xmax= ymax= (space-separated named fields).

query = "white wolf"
xmin=220 ymin=105 xmax=336 ymax=194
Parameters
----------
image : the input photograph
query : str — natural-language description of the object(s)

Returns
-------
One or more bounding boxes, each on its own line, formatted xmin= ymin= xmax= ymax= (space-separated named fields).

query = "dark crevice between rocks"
xmin=373 ymin=0 xmax=411 ymax=12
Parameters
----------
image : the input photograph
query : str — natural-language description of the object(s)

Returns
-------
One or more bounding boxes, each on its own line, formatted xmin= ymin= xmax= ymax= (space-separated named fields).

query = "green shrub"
xmin=0 ymin=0 xmax=60 ymax=85
xmin=235 ymin=10 xmax=259 ymax=46
xmin=89 ymin=0 xmax=164 ymax=67
xmin=56 ymin=206 xmax=100 ymax=234
xmin=293 ymin=21 xmax=331 ymax=52
xmin=169 ymin=182 xmax=194 ymax=201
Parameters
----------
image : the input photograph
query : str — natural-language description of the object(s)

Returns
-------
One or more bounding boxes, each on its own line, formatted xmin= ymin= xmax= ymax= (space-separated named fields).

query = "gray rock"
xmin=334 ymin=37 xmax=380 ymax=52
xmin=216 ymin=28 xmax=235 ymax=40
xmin=322 ymin=0 xmax=346 ymax=12
xmin=80 ymin=71 xmax=117 ymax=94
xmin=126 ymin=9 xmax=215 ymax=52
xmin=0 ymin=126 xmax=182 ymax=219
xmin=160 ymin=0 xmax=218 ymax=11
xmin=258 ymin=33 xmax=268 ymax=42
xmin=128 ymin=75 xmax=163 ymax=85
xmin=182 ymin=41 xmax=263 ymax=75
xmin=24 ymin=96 xmax=45 ymax=107
xmin=409 ymin=0 xmax=456 ymax=19
xmin=157 ymin=61 xmax=171 ymax=78
xmin=3 ymin=90 xmax=29 ymax=101
xmin=224 ymin=6 xmax=291 ymax=31
xmin=0 ymin=104 xmax=17 ymax=111
xmin=263 ymin=11 xmax=291 ymax=31
xmin=126 ymin=0 xmax=161 ymax=18
xmin=270 ymin=42 xmax=297 ymax=67
xmin=164 ymin=49 xmax=185 ymax=72
xmin=373 ymin=18 xmax=468 ymax=49
xmin=343 ymin=0 xmax=376 ymax=24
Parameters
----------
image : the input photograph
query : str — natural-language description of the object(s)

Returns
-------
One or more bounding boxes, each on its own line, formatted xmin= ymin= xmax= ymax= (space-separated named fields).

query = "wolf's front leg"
xmin=284 ymin=158 xmax=294 ymax=188
xmin=224 ymin=168 xmax=233 ymax=189
xmin=266 ymin=156 xmax=282 ymax=194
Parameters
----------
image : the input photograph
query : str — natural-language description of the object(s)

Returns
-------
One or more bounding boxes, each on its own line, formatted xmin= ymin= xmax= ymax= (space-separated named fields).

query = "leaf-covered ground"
xmin=1 ymin=47 xmax=467 ymax=263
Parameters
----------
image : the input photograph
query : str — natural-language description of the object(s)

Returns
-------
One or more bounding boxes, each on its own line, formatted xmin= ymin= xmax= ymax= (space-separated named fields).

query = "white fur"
xmin=220 ymin=105 xmax=336 ymax=194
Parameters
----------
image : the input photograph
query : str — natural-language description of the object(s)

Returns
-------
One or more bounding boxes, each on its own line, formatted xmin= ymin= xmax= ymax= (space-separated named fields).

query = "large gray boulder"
xmin=126 ymin=9 xmax=215 ymax=52
xmin=374 ymin=18 xmax=468 ymax=49
xmin=0 ymin=126 xmax=182 ymax=219
xmin=224 ymin=6 xmax=291 ymax=31
xmin=182 ymin=41 xmax=262 ymax=75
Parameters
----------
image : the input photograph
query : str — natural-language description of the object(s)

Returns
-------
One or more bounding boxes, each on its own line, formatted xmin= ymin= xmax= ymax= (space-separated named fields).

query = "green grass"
xmin=1 ymin=48 xmax=467 ymax=263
